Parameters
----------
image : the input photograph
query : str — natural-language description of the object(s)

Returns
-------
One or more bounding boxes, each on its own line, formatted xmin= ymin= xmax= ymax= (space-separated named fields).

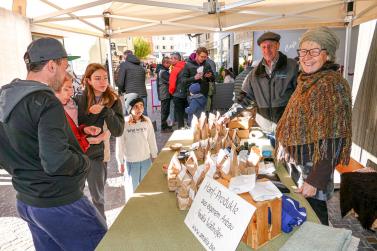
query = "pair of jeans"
xmin=17 ymin=197 xmax=107 ymax=251
xmin=126 ymin=158 xmax=152 ymax=192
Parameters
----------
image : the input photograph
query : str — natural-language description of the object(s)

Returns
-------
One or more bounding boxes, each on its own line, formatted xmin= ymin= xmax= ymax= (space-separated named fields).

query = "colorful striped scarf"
xmin=276 ymin=63 xmax=352 ymax=165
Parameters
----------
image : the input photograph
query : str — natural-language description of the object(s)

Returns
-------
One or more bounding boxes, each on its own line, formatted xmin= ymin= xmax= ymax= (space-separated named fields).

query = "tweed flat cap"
xmin=257 ymin=32 xmax=281 ymax=46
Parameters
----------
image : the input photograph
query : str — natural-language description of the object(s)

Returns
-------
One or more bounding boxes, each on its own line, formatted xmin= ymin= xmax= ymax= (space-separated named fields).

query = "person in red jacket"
xmin=55 ymin=73 xmax=108 ymax=152
xmin=169 ymin=52 xmax=187 ymax=128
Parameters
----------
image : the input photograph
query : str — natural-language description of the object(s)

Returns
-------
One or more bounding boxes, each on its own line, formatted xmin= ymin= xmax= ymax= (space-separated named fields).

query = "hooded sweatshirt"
xmin=185 ymin=93 xmax=207 ymax=124
xmin=0 ymin=79 xmax=89 ymax=207
xmin=116 ymin=54 xmax=147 ymax=97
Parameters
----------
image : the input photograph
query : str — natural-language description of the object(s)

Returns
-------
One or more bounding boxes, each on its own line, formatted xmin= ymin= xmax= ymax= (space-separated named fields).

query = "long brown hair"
xmin=81 ymin=63 xmax=118 ymax=113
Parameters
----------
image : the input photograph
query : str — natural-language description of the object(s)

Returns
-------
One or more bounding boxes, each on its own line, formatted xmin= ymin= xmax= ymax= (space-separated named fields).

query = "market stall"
xmin=96 ymin=129 xmax=320 ymax=251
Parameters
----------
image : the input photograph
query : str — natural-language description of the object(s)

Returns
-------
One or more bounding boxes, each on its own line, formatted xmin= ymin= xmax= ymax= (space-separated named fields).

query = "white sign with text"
xmin=184 ymin=176 xmax=256 ymax=251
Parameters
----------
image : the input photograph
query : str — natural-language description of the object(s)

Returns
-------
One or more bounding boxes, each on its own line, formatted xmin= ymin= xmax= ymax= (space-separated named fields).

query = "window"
xmin=171 ymin=46 xmax=174 ymax=50
xmin=156 ymin=45 xmax=159 ymax=49
xmin=162 ymin=45 xmax=166 ymax=49
xmin=162 ymin=36 xmax=165 ymax=40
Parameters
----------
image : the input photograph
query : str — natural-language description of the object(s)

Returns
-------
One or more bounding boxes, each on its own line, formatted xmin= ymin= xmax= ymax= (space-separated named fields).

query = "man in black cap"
xmin=0 ymin=37 xmax=107 ymax=250
xmin=220 ymin=31 xmax=298 ymax=139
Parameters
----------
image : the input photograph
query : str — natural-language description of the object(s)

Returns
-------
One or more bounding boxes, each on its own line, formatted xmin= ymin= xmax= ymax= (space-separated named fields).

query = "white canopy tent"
xmin=18 ymin=0 xmax=376 ymax=37
xmin=2 ymin=0 xmax=377 ymax=82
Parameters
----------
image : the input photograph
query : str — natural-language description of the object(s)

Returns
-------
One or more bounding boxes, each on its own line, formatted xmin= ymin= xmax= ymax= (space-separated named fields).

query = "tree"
xmin=133 ymin=37 xmax=152 ymax=59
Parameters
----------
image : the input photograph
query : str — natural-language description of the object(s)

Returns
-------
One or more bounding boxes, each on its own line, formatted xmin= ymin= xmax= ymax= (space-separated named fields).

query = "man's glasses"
xmin=297 ymin=48 xmax=326 ymax=57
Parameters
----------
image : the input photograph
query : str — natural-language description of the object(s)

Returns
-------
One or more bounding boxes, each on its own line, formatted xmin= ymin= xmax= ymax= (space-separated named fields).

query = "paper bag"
xmin=185 ymin=151 xmax=199 ymax=176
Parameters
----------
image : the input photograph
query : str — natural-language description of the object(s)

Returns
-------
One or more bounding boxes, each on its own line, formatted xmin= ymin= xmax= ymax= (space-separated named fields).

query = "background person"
xmin=182 ymin=47 xmax=215 ymax=97
xmin=158 ymin=56 xmax=173 ymax=132
xmin=275 ymin=27 xmax=352 ymax=225
xmin=116 ymin=50 xmax=148 ymax=115
xmin=222 ymin=68 xmax=235 ymax=84
xmin=169 ymin=52 xmax=187 ymax=128
xmin=76 ymin=63 xmax=125 ymax=220
xmin=185 ymin=83 xmax=207 ymax=125
xmin=0 ymin=37 xmax=107 ymax=251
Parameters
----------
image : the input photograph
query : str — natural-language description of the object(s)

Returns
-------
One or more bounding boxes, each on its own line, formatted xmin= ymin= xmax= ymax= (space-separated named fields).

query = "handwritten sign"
xmin=185 ymin=176 xmax=256 ymax=251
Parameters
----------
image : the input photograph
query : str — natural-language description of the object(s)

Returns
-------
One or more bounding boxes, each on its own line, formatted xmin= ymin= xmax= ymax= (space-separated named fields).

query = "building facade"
xmin=152 ymin=34 xmax=196 ymax=61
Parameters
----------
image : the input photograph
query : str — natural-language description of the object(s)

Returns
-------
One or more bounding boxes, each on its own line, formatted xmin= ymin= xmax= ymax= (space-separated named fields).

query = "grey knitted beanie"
xmin=299 ymin=27 xmax=339 ymax=62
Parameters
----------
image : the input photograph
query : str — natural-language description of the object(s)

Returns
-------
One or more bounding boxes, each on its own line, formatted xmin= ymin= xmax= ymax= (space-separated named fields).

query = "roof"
xmin=3 ymin=0 xmax=377 ymax=37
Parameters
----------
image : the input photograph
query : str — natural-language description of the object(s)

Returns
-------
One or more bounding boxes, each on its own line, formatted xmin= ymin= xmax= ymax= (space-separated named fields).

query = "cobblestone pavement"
xmin=0 ymin=83 xmax=376 ymax=250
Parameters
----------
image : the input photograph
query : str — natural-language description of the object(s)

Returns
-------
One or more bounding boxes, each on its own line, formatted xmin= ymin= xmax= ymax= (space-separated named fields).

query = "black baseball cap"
xmin=24 ymin=37 xmax=68 ymax=64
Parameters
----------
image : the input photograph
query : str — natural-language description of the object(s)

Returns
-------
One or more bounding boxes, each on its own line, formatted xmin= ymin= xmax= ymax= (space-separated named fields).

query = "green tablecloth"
xmin=96 ymin=130 xmax=320 ymax=251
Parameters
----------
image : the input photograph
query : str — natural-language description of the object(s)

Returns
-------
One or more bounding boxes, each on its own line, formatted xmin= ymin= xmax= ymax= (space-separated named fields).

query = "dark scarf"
xmin=276 ymin=63 xmax=352 ymax=165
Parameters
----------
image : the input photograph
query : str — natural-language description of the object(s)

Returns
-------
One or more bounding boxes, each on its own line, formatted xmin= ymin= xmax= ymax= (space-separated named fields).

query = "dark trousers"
xmin=173 ymin=97 xmax=187 ymax=128
xmin=286 ymin=162 xmax=329 ymax=226
xmin=160 ymin=98 xmax=170 ymax=129
xmin=17 ymin=197 xmax=107 ymax=251
xmin=87 ymin=159 xmax=107 ymax=220
xmin=307 ymin=197 xmax=329 ymax=225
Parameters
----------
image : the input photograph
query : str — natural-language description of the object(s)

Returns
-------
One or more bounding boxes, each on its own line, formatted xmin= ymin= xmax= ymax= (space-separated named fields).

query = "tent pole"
xmin=107 ymin=37 xmax=115 ymax=87
xmin=343 ymin=21 xmax=352 ymax=82
xmin=103 ymin=11 xmax=114 ymax=87
xmin=343 ymin=0 xmax=354 ymax=82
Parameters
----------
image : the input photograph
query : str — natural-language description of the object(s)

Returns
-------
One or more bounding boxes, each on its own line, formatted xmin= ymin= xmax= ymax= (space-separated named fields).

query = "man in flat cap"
xmin=220 ymin=31 xmax=298 ymax=140
xmin=0 ymin=38 xmax=107 ymax=250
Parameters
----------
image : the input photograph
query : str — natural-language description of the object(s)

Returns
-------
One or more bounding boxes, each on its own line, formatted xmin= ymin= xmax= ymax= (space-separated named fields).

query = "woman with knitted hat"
xmin=275 ymin=27 xmax=352 ymax=225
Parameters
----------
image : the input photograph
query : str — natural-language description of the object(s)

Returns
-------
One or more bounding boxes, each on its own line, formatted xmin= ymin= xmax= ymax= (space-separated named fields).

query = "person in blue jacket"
xmin=185 ymin=83 xmax=207 ymax=125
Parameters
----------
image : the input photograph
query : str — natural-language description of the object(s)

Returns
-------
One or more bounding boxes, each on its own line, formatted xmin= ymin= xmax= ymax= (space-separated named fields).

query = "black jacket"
xmin=182 ymin=58 xmax=215 ymax=96
xmin=158 ymin=66 xmax=170 ymax=101
xmin=116 ymin=55 xmax=147 ymax=97
xmin=76 ymin=90 xmax=124 ymax=161
xmin=0 ymin=79 xmax=89 ymax=208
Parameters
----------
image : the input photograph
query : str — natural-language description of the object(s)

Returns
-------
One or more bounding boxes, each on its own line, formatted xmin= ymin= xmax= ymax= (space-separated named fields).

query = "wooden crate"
xmin=217 ymin=178 xmax=281 ymax=249
xmin=240 ymin=193 xmax=281 ymax=249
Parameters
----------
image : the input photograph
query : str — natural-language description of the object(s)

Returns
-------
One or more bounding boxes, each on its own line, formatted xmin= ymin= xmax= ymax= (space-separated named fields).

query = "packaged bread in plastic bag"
xmin=199 ymin=112 xmax=209 ymax=139
xmin=167 ymin=153 xmax=182 ymax=191
xmin=185 ymin=151 xmax=199 ymax=177
xmin=229 ymin=143 xmax=240 ymax=177
xmin=208 ymin=112 xmax=217 ymax=138
xmin=177 ymin=195 xmax=190 ymax=210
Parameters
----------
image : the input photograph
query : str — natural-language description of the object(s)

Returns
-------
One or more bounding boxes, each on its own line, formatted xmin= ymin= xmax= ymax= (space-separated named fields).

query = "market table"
xmin=96 ymin=130 xmax=320 ymax=251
